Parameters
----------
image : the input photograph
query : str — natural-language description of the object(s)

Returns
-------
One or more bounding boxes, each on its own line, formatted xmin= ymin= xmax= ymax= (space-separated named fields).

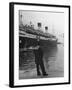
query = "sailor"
xmin=33 ymin=40 xmax=48 ymax=76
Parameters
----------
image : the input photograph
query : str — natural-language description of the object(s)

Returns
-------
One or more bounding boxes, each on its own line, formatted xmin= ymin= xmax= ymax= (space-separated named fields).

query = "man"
xmin=23 ymin=39 xmax=48 ymax=76
xmin=33 ymin=42 xmax=48 ymax=76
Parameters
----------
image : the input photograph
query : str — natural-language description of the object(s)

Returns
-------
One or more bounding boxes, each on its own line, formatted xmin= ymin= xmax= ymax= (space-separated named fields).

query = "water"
xmin=19 ymin=40 xmax=64 ymax=79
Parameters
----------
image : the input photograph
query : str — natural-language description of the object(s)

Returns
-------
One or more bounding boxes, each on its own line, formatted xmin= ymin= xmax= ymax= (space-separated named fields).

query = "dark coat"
xmin=34 ymin=47 xmax=43 ymax=64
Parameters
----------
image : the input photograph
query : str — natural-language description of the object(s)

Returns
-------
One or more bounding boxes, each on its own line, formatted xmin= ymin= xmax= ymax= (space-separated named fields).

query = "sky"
xmin=19 ymin=10 xmax=65 ymax=36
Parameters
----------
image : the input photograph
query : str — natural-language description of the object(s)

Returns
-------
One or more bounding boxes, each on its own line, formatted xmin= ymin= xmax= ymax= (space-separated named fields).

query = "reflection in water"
xmin=44 ymin=45 xmax=64 ymax=73
xmin=19 ymin=44 xmax=64 ymax=78
xmin=43 ymin=46 xmax=58 ymax=71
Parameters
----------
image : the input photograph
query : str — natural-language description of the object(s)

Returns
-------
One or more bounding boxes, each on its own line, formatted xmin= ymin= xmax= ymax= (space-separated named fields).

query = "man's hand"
xmin=27 ymin=46 xmax=39 ymax=50
xmin=33 ymin=46 xmax=39 ymax=50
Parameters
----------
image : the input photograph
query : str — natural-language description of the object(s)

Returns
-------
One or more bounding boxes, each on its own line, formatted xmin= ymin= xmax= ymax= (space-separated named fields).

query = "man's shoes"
xmin=43 ymin=73 xmax=48 ymax=76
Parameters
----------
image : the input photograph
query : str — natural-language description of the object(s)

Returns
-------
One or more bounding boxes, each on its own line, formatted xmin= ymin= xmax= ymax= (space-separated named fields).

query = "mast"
xmin=19 ymin=11 xmax=23 ymax=26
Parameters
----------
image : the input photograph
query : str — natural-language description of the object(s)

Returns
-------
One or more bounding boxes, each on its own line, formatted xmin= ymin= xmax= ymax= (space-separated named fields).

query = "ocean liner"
xmin=19 ymin=22 xmax=58 ymax=49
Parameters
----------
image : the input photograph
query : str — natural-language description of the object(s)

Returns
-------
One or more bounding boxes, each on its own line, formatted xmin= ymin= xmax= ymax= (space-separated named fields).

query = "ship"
xmin=19 ymin=22 xmax=58 ymax=49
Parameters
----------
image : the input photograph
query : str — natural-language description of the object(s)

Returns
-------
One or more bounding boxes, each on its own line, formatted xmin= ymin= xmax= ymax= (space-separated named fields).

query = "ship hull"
xmin=19 ymin=29 xmax=57 ymax=48
xmin=19 ymin=36 xmax=57 ymax=49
